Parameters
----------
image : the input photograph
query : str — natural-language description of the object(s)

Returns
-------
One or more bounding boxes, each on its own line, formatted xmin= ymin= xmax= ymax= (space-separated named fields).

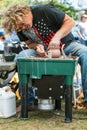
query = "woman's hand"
xmin=36 ymin=44 xmax=46 ymax=57
xmin=48 ymin=39 xmax=60 ymax=50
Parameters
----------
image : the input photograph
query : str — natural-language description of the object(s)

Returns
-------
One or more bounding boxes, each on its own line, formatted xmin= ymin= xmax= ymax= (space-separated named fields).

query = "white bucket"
xmin=0 ymin=86 xmax=16 ymax=118
xmin=38 ymin=99 xmax=55 ymax=110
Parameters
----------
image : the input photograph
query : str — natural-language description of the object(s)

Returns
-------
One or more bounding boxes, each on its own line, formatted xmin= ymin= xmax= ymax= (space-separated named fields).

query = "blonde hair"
xmin=2 ymin=4 xmax=31 ymax=33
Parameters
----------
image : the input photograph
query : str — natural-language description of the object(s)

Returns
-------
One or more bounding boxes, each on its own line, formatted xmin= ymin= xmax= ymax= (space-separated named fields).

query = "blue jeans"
xmin=64 ymin=40 xmax=87 ymax=102
xmin=79 ymin=38 xmax=87 ymax=46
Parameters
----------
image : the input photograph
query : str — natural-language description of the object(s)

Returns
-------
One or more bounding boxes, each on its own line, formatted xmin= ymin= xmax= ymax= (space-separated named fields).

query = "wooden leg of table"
xmin=55 ymin=99 xmax=61 ymax=110
xmin=21 ymin=83 xmax=28 ymax=119
xmin=64 ymin=84 xmax=72 ymax=123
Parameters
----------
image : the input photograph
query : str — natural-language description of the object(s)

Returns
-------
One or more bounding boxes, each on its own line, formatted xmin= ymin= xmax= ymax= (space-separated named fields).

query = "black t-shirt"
xmin=17 ymin=4 xmax=75 ymax=47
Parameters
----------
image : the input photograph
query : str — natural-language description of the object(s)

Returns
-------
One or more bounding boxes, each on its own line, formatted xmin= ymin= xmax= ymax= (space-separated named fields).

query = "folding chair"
xmin=73 ymin=64 xmax=82 ymax=106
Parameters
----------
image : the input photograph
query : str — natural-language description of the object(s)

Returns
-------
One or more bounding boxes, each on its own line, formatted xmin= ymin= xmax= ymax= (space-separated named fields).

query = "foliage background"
xmin=0 ymin=0 xmax=79 ymax=26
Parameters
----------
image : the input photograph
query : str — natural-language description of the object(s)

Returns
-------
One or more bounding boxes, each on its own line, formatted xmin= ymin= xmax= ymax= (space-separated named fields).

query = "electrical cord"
xmin=53 ymin=109 xmax=87 ymax=120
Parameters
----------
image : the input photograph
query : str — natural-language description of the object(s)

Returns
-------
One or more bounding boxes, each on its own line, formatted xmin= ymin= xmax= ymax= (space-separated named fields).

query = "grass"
xmin=0 ymin=102 xmax=87 ymax=130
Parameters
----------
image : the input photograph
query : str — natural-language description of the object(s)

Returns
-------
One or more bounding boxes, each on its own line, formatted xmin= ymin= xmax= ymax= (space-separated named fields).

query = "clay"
xmin=48 ymin=49 xmax=60 ymax=58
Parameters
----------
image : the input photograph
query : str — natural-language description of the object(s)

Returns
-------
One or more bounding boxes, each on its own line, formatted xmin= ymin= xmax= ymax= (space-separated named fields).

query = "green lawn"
xmin=0 ymin=102 xmax=87 ymax=130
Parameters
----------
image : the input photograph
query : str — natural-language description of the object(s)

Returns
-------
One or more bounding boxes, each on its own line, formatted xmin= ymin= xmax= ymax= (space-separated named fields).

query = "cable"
xmin=53 ymin=109 xmax=87 ymax=120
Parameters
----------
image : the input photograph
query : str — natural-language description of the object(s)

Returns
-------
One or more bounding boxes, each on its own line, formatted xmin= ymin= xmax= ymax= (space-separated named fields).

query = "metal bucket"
xmin=38 ymin=99 xmax=55 ymax=110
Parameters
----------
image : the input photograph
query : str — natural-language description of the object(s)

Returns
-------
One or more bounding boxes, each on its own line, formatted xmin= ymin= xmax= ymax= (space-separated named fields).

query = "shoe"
xmin=16 ymin=104 xmax=34 ymax=113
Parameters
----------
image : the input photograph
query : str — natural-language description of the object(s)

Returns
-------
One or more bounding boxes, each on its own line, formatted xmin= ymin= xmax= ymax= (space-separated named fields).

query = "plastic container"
xmin=0 ymin=86 xmax=16 ymax=118
xmin=3 ymin=53 xmax=15 ymax=62
xmin=38 ymin=99 xmax=55 ymax=110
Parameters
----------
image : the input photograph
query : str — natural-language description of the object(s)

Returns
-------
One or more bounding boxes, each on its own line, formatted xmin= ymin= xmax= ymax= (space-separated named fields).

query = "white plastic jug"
xmin=0 ymin=86 xmax=16 ymax=118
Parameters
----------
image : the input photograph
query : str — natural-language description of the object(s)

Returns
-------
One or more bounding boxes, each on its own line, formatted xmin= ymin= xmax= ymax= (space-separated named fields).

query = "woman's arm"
xmin=25 ymin=40 xmax=38 ymax=50
xmin=49 ymin=14 xmax=75 ymax=45
xmin=25 ymin=40 xmax=46 ymax=57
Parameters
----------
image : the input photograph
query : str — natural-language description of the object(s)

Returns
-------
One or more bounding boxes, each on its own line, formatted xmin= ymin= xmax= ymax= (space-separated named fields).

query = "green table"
xmin=17 ymin=57 xmax=78 ymax=123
